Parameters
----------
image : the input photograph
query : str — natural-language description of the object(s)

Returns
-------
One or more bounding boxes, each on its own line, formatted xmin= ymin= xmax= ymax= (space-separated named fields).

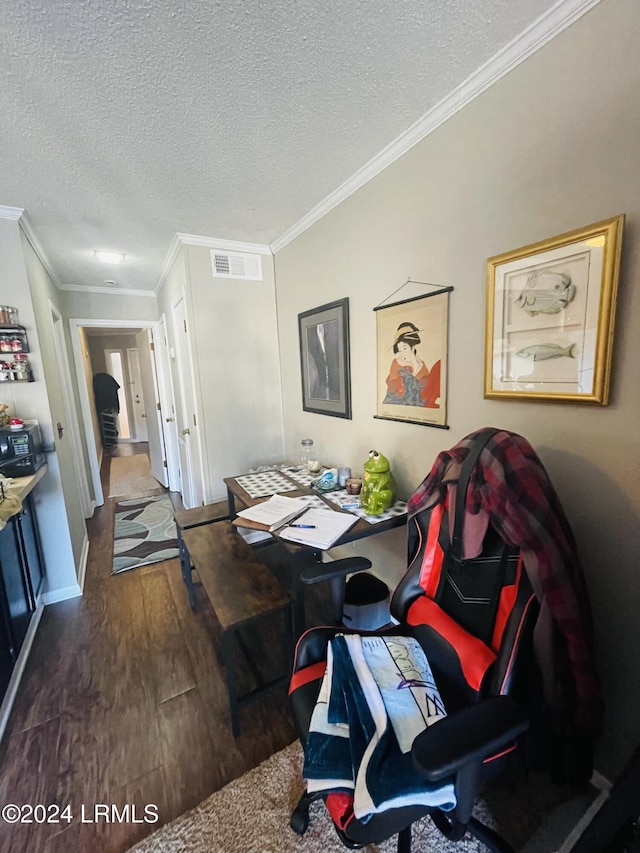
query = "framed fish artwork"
xmin=484 ymin=215 xmax=624 ymax=405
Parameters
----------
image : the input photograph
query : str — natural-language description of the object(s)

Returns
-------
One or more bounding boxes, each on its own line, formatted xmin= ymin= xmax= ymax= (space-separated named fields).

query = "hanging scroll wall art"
xmin=374 ymin=283 xmax=451 ymax=429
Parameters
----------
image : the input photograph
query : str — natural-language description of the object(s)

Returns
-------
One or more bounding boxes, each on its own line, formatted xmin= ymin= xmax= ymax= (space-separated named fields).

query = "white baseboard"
xmin=41 ymin=583 xmax=83 ymax=605
xmin=556 ymin=768 xmax=612 ymax=852
xmin=0 ymin=604 xmax=44 ymax=744
xmin=76 ymin=534 xmax=90 ymax=591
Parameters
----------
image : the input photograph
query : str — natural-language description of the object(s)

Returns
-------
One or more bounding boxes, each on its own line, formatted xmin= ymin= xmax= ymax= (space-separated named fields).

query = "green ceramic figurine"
xmin=359 ymin=450 xmax=396 ymax=516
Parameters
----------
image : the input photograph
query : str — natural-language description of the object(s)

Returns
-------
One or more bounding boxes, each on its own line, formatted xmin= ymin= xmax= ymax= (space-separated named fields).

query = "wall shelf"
xmin=0 ymin=325 xmax=33 ymax=381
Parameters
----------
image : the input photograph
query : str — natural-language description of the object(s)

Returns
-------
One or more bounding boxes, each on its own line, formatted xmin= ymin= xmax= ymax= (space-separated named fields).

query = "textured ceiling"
xmin=2 ymin=0 xmax=566 ymax=292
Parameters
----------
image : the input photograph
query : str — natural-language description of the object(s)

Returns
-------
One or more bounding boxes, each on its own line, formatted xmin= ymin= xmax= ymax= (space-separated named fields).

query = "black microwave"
xmin=0 ymin=423 xmax=45 ymax=477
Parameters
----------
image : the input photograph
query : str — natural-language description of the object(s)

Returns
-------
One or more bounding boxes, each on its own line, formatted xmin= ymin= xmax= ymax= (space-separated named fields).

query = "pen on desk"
xmin=290 ymin=523 xmax=316 ymax=528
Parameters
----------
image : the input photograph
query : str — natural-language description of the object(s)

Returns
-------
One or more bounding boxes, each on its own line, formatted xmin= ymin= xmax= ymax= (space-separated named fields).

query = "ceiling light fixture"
xmin=94 ymin=250 xmax=125 ymax=264
xmin=104 ymin=280 xmax=118 ymax=287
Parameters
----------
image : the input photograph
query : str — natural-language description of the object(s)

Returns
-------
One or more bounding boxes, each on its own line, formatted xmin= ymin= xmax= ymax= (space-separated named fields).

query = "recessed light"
xmin=104 ymin=280 xmax=118 ymax=287
xmin=94 ymin=250 xmax=125 ymax=264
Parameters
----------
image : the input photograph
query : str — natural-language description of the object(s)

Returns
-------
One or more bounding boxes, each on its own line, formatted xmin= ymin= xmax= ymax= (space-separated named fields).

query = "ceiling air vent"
xmin=211 ymin=250 xmax=263 ymax=281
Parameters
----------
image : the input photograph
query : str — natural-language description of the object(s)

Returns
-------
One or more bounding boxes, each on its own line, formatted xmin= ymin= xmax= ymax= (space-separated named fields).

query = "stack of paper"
xmin=279 ymin=508 xmax=359 ymax=549
xmin=237 ymin=527 xmax=273 ymax=546
xmin=233 ymin=494 xmax=309 ymax=532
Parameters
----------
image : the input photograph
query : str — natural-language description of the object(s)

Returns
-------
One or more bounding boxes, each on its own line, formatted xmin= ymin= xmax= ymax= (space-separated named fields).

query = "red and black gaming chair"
xmin=288 ymin=429 xmax=541 ymax=853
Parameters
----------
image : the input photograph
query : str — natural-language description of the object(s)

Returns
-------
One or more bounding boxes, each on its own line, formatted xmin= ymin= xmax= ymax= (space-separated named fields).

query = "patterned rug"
xmin=112 ymin=495 xmax=179 ymax=574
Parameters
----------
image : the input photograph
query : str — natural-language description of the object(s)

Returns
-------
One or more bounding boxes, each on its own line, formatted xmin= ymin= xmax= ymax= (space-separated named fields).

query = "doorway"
xmin=69 ymin=319 xmax=176 ymax=507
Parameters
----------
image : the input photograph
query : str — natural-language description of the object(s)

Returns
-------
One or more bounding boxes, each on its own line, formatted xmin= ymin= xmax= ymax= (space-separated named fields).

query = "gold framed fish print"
xmin=484 ymin=215 xmax=624 ymax=405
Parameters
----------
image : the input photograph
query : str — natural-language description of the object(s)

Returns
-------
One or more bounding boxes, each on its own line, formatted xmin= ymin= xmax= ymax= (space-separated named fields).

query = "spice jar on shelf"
xmin=12 ymin=354 xmax=30 ymax=381
xmin=10 ymin=336 xmax=23 ymax=352
xmin=12 ymin=357 xmax=29 ymax=381
xmin=0 ymin=336 xmax=11 ymax=353
xmin=0 ymin=306 xmax=18 ymax=326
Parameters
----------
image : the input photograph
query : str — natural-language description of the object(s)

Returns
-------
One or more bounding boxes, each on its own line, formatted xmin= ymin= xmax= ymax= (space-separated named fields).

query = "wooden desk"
xmin=223 ymin=469 xmax=407 ymax=635
xmin=181 ymin=521 xmax=292 ymax=737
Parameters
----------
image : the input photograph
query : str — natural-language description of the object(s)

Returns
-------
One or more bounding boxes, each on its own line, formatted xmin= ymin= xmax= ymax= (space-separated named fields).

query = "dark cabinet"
xmin=15 ymin=497 xmax=44 ymax=605
xmin=0 ymin=493 xmax=45 ymax=701
xmin=0 ymin=515 xmax=32 ymax=657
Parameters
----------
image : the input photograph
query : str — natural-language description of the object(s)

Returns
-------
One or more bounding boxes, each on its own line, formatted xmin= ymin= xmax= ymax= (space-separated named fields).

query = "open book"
xmin=279 ymin=508 xmax=359 ymax=549
xmin=233 ymin=494 xmax=309 ymax=532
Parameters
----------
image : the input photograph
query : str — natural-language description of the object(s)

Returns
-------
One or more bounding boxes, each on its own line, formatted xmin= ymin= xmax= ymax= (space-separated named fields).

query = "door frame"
xmin=69 ymin=318 xmax=177 ymax=506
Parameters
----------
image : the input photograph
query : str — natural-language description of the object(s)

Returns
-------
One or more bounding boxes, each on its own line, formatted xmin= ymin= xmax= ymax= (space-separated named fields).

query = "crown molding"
xmin=18 ymin=213 xmax=65 ymax=289
xmin=155 ymin=232 xmax=183 ymax=294
xmin=271 ymin=0 xmax=603 ymax=254
xmin=0 ymin=205 xmax=24 ymax=221
xmin=155 ymin=232 xmax=273 ymax=294
xmin=176 ymin=233 xmax=272 ymax=255
xmin=59 ymin=283 xmax=157 ymax=298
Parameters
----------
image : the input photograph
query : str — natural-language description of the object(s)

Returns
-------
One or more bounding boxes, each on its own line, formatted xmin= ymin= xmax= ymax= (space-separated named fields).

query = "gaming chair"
xmin=288 ymin=427 xmax=592 ymax=853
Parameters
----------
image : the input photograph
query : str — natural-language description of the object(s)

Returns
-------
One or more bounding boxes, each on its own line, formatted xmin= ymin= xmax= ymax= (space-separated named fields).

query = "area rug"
xmin=109 ymin=453 xmax=162 ymax=498
xmin=126 ymin=739 xmax=596 ymax=853
xmin=112 ymin=495 xmax=179 ymax=574
xmin=127 ymin=742 xmax=494 ymax=853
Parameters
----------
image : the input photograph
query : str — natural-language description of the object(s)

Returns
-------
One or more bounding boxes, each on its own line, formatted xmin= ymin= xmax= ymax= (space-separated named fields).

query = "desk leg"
xmin=283 ymin=602 xmax=294 ymax=670
xmin=292 ymin=581 xmax=305 ymax=641
xmin=226 ymin=486 xmax=237 ymax=520
xmin=223 ymin=629 xmax=240 ymax=737
xmin=328 ymin=576 xmax=346 ymax=625
xmin=177 ymin=527 xmax=196 ymax=609
xmin=291 ymin=550 xmax=323 ymax=638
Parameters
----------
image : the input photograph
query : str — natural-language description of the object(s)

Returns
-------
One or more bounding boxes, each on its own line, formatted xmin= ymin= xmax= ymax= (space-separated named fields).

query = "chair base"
xmin=431 ymin=809 xmax=516 ymax=853
xmin=291 ymin=791 xmax=515 ymax=853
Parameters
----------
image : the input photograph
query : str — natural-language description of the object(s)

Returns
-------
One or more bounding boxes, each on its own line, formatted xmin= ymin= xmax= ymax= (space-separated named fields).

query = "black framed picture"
xmin=298 ymin=298 xmax=351 ymax=419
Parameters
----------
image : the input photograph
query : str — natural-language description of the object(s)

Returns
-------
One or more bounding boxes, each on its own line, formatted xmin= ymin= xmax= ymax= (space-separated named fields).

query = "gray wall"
xmin=0 ymin=221 xmax=84 ymax=597
xmin=157 ymin=244 xmax=285 ymax=502
xmin=274 ymin=0 xmax=640 ymax=777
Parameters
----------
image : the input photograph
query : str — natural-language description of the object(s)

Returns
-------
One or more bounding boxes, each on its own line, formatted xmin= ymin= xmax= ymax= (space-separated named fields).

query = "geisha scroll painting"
xmin=375 ymin=289 xmax=450 ymax=428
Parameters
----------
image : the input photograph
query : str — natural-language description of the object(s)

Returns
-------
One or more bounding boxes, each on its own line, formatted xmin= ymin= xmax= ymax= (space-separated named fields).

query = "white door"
xmin=171 ymin=295 xmax=198 ymax=508
xmin=136 ymin=330 xmax=167 ymax=487
xmin=104 ymin=349 xmax=130 ymax=439
xmin=126 ymin=348 xmax=148 ymax=441
xmin=51 ymin=304 xmax=94 ymax=517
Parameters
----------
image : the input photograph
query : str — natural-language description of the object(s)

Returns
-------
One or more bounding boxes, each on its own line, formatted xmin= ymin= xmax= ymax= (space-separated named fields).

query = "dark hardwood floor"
xmin=0 ymin=443 xmax=298 ymax=852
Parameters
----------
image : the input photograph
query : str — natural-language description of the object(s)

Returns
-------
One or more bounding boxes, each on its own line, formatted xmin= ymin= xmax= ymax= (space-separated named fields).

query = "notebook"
xmin=233 ymin=494 xmax=309 ymax=532
xmin=279 ymin=507 xmax=359 ymax=549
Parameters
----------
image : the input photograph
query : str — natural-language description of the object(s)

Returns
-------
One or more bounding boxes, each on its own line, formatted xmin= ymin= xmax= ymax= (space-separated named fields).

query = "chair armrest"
xmin=300 ymin=557 xmax=372 ymax=585
xmin=412 ymin=696 xmax=529 ymax=782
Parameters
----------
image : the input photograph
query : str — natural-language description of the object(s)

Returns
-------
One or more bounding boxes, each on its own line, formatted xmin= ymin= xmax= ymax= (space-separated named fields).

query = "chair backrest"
xmin=392 ymin=429 xmax=539 ymax=711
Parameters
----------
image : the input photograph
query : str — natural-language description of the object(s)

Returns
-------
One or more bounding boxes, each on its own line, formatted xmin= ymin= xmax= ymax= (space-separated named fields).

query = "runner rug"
xmin=109 ymin=453 xmax=161 ymax=498
xmin=112 ymin=495 xmax=179 ymax=574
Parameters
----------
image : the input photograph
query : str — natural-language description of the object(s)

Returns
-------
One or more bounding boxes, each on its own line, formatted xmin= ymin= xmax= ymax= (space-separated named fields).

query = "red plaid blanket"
xmin=408 ymin=427 xmax=602 ymax=738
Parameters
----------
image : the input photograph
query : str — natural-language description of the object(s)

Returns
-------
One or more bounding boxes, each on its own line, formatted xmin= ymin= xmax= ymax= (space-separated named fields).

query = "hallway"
xmin=0 ymin=446 xmax=296 ymax=852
